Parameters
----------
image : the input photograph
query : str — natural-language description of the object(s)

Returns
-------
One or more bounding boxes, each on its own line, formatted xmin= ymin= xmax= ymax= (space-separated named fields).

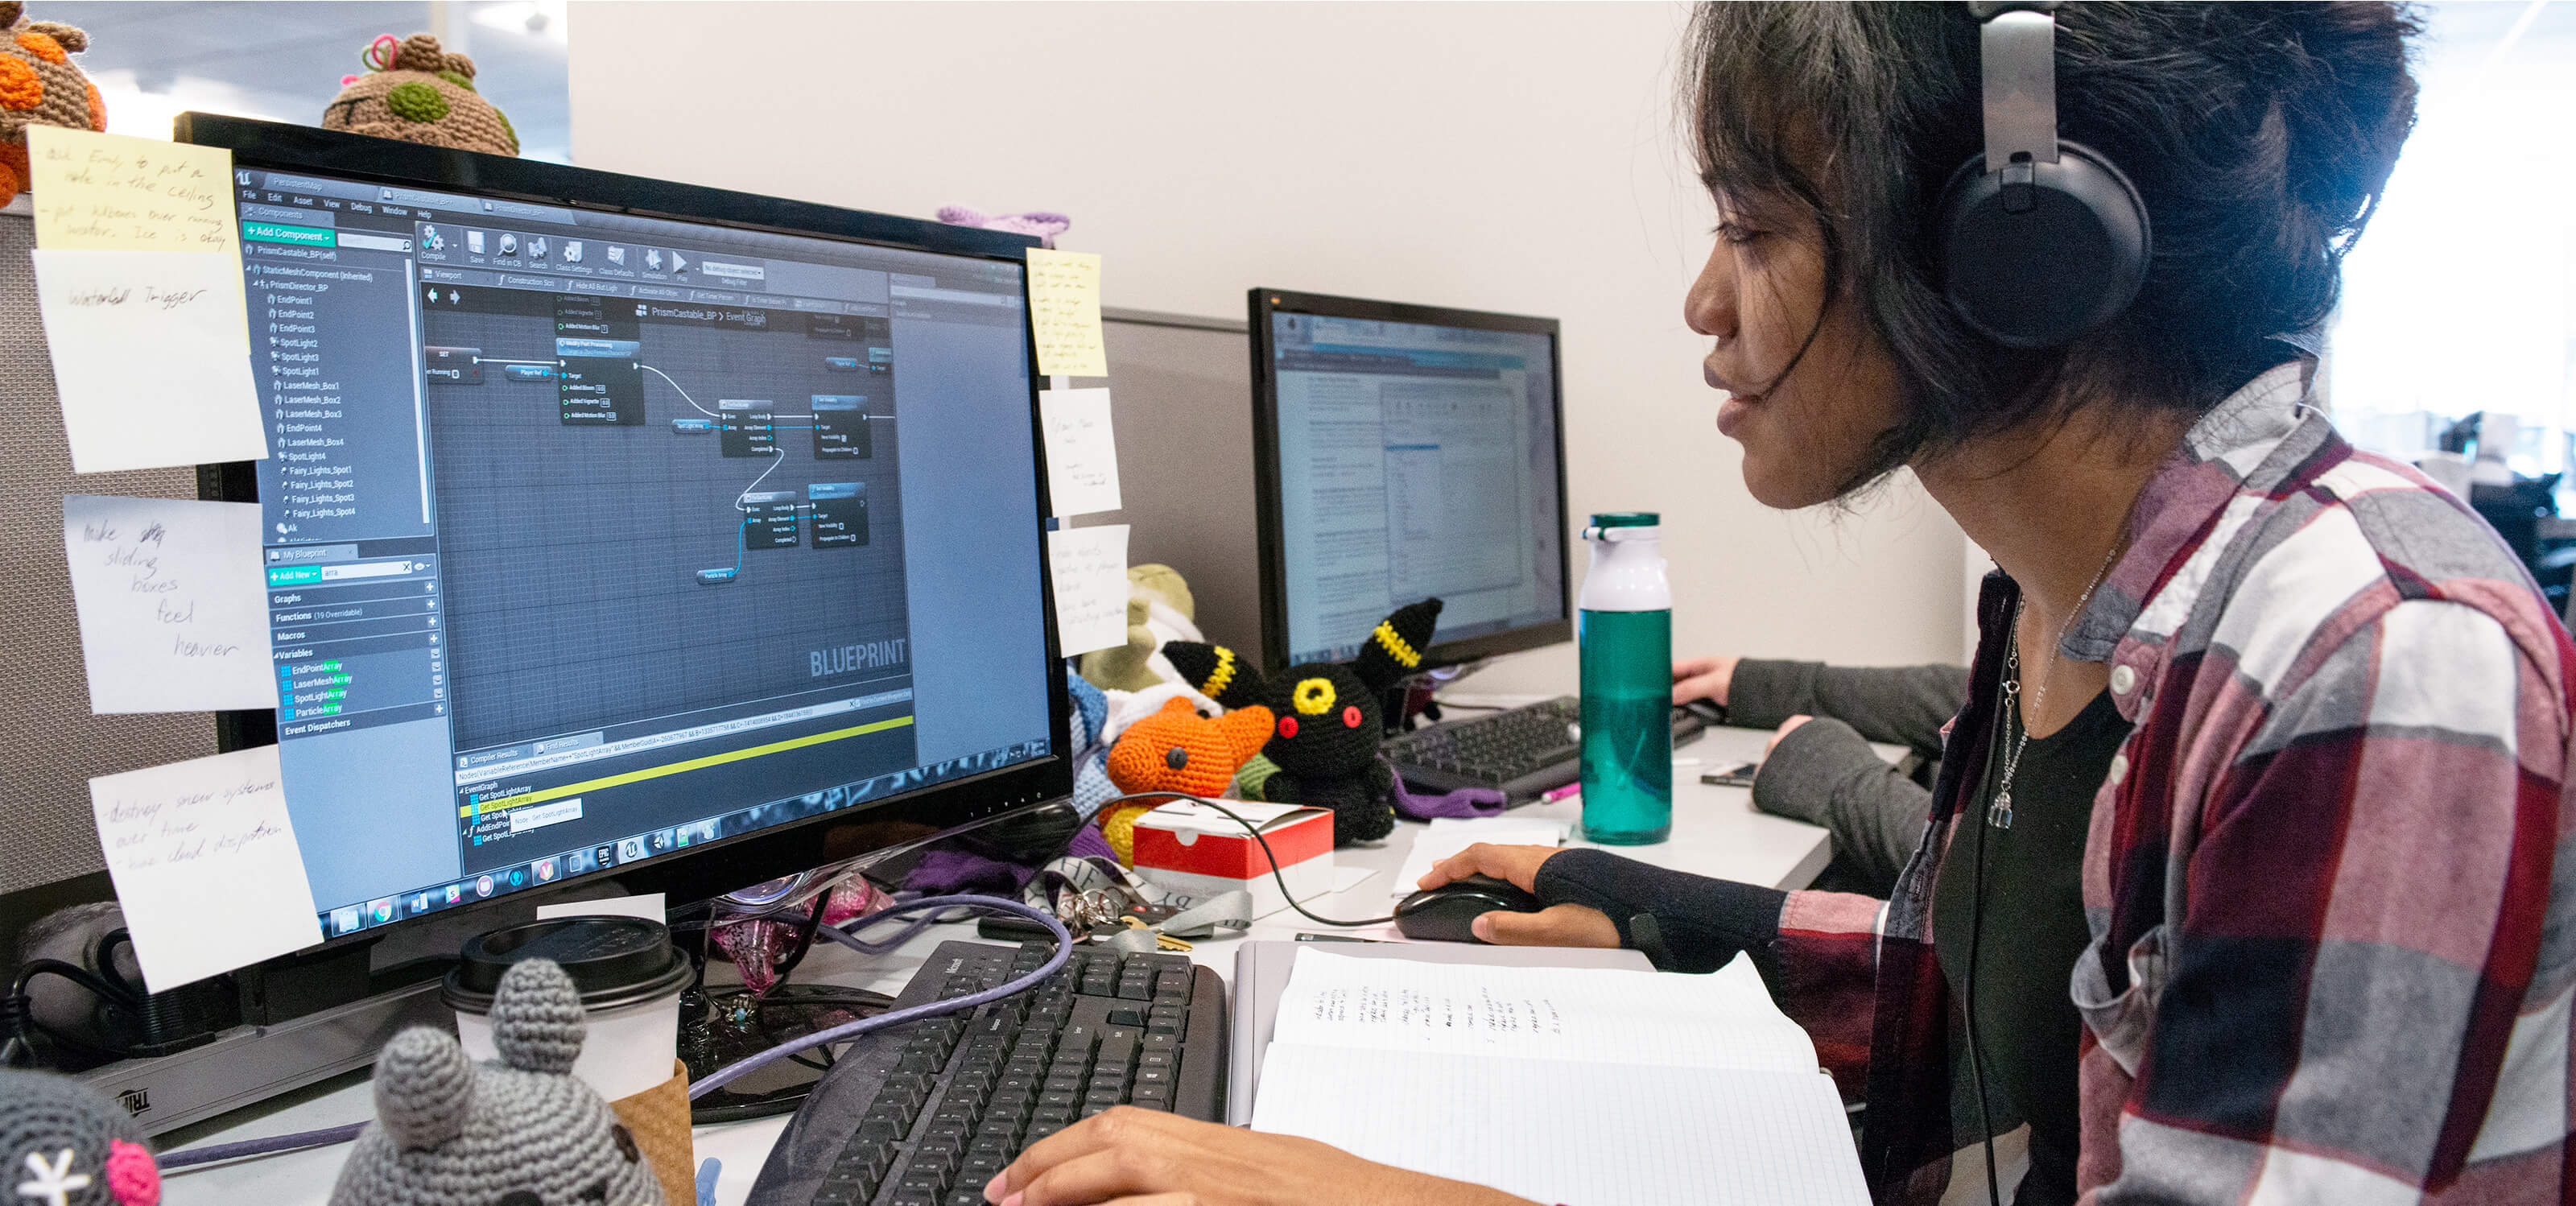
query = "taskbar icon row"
xmin=324 ymin=816 xmax=725 ymax=938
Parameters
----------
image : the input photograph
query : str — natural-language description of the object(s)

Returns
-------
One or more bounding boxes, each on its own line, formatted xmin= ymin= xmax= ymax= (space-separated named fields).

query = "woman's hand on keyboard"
xmin=1672 ymin=654 xmax=1740 ymax=706
xmin=984 ymin=1108 xmax=1534 ymax=1206
xmin=1418 ymin=844 xmax=1620 ymax=948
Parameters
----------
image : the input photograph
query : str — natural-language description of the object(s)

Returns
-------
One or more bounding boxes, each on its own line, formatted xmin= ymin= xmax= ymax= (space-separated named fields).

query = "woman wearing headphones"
xmin=986 ymin=5 xmax=2574 ymax=1204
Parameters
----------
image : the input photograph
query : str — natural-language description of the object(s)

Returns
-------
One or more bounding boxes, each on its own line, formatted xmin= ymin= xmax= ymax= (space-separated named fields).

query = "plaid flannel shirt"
xmin=1769 ymin=362 xmax=2576 ymax=1204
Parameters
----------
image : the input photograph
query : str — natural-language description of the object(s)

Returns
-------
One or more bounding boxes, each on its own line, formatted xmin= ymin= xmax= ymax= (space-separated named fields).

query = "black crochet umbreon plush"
xmin=1162 ymin=599 xmax=1442 ymax=845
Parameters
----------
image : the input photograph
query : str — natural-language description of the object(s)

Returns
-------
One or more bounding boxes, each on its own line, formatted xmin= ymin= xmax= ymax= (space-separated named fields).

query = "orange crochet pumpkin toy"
xmin=1096 ymin=697 xmax=1275 ymax=865
xmin=0 ymin=2 xmax=105 ymax=201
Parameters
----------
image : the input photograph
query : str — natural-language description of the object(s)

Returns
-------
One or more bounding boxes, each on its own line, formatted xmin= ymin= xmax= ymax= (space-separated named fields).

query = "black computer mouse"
xmin=1394 ymin=874 xmax=1545 ymax=944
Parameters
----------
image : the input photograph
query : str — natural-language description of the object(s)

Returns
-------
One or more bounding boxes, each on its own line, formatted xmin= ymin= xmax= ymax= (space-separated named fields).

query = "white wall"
xmin=568 ymin=2 xmax=1967 ymax=685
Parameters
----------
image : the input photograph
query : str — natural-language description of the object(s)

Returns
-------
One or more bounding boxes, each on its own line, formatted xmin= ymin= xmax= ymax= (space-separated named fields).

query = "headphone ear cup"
xmin=1935 ymin=141 xmax=2150 ymax=349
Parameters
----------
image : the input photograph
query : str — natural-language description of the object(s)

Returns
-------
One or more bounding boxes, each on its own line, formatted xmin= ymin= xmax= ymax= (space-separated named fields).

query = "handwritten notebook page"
xmin=1250 ymin=950 xmax=1867 ymax=1205
xmin=1267 ymin=948 xmax=1821 ymax=1072
xmin=1252 ymin=1051 xmax=1864 ymax=1206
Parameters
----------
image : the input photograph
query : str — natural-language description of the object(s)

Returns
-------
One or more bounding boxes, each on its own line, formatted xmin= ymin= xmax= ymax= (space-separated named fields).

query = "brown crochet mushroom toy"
xmin=322 ymin=33 xmax=518 ymax=156
xmin=0 ymin=2 xmax=105 ymax=201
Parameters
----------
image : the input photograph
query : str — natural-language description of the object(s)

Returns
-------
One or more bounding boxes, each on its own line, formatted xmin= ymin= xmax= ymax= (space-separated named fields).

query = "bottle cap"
xmin=1588 ymin=512 xmax=1659 ymax=528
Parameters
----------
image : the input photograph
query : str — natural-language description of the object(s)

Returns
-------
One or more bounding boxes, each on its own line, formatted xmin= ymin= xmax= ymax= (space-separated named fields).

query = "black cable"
xmin=1090 ymin=791 xmax=1398 ymax=927
xmin=3 ymin=958 xmax=147 ymax=1068
xmin=767 ymin=891 xmax=832 ymax=986
xmin=1963 ymin=677 xmax=2009 ymax=1206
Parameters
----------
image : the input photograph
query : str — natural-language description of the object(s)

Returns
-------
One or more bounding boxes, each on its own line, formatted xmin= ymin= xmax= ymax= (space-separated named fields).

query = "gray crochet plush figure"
xmin=0 ymin=1068 xmax=161 ymax=1206
xmin=328 ymin=959 xmax=663 ymax=1206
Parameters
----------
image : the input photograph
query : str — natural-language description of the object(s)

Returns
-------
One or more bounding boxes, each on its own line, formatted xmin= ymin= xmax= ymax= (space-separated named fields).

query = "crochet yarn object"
xmin=1079 ymin=564 xmax=1199 ymax=692
xmin=1096 ymin=696 xmax=1274 ymax=864
xmin=328 ymin=960 xmax=663 ymax=1206
xmin=0 ymin=1070 xmax=159 ymax=1206
xmin=322 ymin=33 xmax=517 ymax=156
xmin=934 ymin=205 xmax=1071 ymax=249
xmin=0 ymin=2 xmax=103 ymax=201
xmin=1165 ymin=599 xmax=1443 ymax=845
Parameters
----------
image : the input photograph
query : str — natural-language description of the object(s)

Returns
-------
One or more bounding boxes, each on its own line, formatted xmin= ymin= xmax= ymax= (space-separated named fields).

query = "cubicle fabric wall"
xmin=0 ymin=209 xmax=219 ymax=895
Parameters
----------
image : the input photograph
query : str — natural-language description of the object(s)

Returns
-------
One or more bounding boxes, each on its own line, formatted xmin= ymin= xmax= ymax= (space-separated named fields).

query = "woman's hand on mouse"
xmin=983 ymin=1107 xmax=1538 ymax=1206
xmin=1418 ymin=844 xmax=1620 ymax=948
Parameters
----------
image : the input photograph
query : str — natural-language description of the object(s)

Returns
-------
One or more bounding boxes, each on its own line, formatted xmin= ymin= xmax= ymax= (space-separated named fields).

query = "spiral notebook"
xmin=1247 ymin=949 xmax=1869 ymax=1206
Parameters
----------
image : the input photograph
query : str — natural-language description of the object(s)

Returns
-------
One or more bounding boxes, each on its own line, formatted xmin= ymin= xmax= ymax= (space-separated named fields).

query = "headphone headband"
xmin=1936 ymin=0 xmax=2150 ymax=349
xmin=1980 ymin=10 xmax=2059 ymax=174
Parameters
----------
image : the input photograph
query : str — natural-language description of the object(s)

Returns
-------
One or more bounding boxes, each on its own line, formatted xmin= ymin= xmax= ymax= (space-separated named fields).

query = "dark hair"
xmin=1686 ymin=2 xmax=2420 ymax=493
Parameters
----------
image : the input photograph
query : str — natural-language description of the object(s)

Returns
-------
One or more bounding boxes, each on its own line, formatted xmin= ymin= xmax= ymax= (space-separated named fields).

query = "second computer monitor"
xmin=1249 ymin=289 xmax=1570 ymax=671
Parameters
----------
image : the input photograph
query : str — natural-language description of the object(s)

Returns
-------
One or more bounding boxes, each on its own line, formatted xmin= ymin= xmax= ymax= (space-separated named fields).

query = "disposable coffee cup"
xmin=442 ymin=915 xmax=692 ymax=1101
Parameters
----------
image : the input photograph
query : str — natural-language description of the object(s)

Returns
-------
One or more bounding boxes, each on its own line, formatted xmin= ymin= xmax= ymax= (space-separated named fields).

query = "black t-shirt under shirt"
xmin=1930 ymin=688 xmax=2124 ymax=1206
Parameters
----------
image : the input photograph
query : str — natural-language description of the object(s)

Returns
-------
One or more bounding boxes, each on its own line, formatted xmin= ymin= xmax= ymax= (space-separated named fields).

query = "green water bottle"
xmin=1578 ymin=512 xmax=1672 ymax=845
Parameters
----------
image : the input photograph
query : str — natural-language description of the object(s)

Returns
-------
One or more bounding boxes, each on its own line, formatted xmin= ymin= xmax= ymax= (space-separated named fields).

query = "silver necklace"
xmin=1987 ymin=539 xmax=2123 ymax=830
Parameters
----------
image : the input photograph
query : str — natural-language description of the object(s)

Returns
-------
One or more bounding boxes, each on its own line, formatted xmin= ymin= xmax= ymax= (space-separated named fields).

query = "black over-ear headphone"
xmin=1936 ymin=1 xmax=2151 ymax=349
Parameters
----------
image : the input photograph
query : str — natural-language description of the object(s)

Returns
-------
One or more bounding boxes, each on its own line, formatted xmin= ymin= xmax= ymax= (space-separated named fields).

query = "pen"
xmin=1295 ymin=933 xmax=1386 ymax=944
xmin=1538 ymin=783 xmax=1581 ymax=804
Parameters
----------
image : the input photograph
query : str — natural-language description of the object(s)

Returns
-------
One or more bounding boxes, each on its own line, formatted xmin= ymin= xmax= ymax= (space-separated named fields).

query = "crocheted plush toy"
xmin=0 ymin=1069 xmax=160 ymax=1206
xmin=1096 ymin=696 xmax=1276 ymax=865
xmin=322 ymin=33 xmax=517 ymax=156
xmin=934 ymin=205 xmax=1071 ymax=249
xmin=1080 ymin=564 xmax=1200 ymax=692
xmin=0 ymin=2 xmax=105 ymax=202
xmin=328 ymin=960 xmax=662 ymax=1206
xmin=1164 ymin=599 xmax=1443 ymax=845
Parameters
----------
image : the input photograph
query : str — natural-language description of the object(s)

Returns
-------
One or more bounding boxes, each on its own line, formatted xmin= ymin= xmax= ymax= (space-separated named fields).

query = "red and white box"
xmin=1130 ymin=799 xmax=1335 ymax=919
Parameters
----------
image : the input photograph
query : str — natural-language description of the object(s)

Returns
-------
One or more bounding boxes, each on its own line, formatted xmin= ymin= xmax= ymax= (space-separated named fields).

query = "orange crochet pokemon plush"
xmin=0 ymin=2 xmax=104 ymax=201
xmin=323 ymin=33 xmax=517 ymax=156
xmin=1096 ymin=697 xmax=1275 ymax=865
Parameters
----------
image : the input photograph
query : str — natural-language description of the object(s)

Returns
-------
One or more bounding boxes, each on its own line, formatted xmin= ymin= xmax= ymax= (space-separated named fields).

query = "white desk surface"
xmin=162 ymin=722 xmax=1862 ymax=1205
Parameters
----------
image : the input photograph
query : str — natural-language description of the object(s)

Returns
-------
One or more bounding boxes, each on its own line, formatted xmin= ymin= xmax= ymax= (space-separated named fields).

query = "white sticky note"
xmin=63 ymin=494 xmax=277 ymax=714
xmin=1048 ymin=523 xmax=1129 ymax=656
xmin=537 ymin=894 xmax=667 ymax=922
xmin=33 ymin=247 xmax=268 ymax=473
xmin=1026 ymin=248 xmax=1107 ymax=377
xmin=90 ymin=745 xmax=323 ymax=993
xmin=1039 ymin=386 xmax=1123 ymax=518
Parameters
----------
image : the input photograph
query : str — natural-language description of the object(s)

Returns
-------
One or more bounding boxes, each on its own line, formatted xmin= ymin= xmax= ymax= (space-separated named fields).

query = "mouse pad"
xmin=1226 ymin=940 xmax=1653 ymax=1125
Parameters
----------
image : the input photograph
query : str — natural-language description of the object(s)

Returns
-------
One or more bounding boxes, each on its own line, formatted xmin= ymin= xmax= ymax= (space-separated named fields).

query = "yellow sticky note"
xmin=1026 ymin=247 xmax=1108 ymax=378
xmin=27 ymin=126 xmax=239 ymax=255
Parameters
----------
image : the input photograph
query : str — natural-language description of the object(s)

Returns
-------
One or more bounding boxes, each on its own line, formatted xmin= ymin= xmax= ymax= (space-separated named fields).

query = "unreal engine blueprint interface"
xmin=232 ymin=167 xmax=1053 ymax=935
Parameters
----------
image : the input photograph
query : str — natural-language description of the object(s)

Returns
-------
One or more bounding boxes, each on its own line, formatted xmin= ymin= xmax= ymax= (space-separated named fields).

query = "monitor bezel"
xmin=180 ymin=114 xmax=1073 ymax=953
xmin=1245 ymin=287 xmax=1574 ymax=674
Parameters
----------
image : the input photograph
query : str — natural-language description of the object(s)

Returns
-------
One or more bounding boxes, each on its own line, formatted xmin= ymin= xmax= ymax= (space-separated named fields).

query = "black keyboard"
xmin=764 ymin=940 xmax=1227 ymax=1206
xmin=1386 ymin=695 xmax=1707 ymax=803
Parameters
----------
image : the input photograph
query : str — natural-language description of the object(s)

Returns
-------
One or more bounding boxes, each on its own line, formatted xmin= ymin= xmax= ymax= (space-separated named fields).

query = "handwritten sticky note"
xmin=64 ymin=494 xmax=277 ymax=713
xmin=91 ymin=745 xmax=323 ymax=992
xmin=27 ymin=126 xmax=239 ymax=255
xmin=1026 ymin=248 xmax=1107 ymax=378
xmin=1039 ymin=386 xmax=1124 ymax=518
xmin=1048 ymin=522 xmax=1129 ymax=656
xmin=33 ymin=248 xmax=268 ymax=473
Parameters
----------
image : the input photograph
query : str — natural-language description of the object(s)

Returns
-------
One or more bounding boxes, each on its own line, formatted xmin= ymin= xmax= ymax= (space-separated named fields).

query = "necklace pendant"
xmin=1986 ymin=791 xmax=2013 ymax=830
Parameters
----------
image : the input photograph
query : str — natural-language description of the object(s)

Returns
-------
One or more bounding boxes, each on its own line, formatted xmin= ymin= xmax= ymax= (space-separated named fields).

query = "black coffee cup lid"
xmin=442 ymin=915 xmax=691 ymax=1014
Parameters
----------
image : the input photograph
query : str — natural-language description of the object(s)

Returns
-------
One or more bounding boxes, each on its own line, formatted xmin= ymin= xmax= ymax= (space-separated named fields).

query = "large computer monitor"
xmin=179 ymin=115 xmax=1070 ymax=948
xmin=1248 ymin=288 xmax=1570 ymax=671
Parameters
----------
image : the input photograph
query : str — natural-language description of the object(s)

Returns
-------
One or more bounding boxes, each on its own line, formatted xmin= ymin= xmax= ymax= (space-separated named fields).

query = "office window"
xmin=2331 ymin=0 xmax=2576 ymax=474
xmin=35 ymin=1 xmax=570 ymax=163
